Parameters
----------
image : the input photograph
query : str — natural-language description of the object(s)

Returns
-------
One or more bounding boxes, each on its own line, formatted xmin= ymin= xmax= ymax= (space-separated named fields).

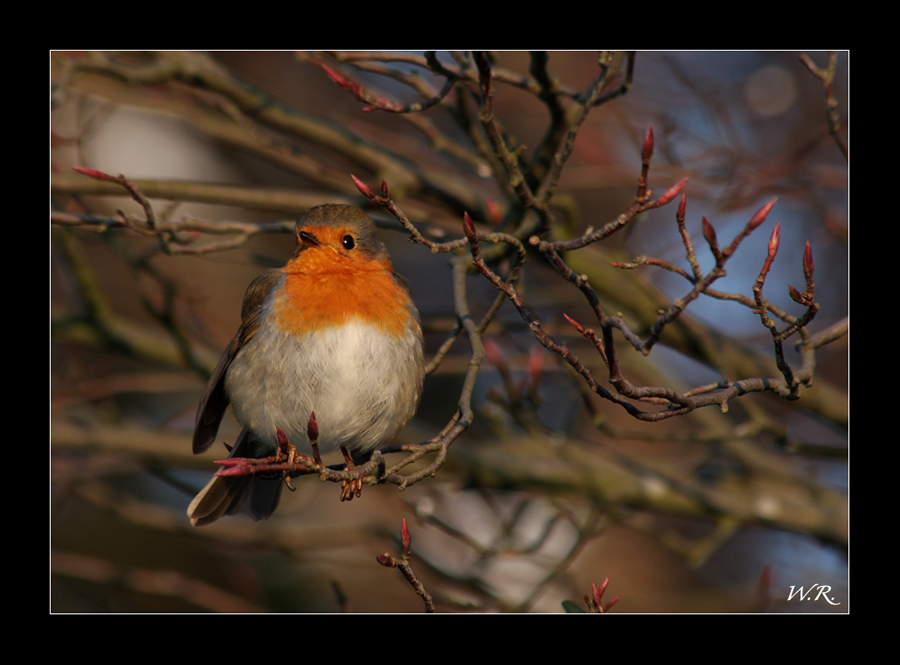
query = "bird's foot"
xmin=339 ymin=446 xmax=364 ymax=502
xmin=213 ymin=428 xmax=316 ymax=481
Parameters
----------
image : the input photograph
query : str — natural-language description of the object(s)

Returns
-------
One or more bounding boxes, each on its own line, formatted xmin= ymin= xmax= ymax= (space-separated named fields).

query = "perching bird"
xmin=188 ymin=204 xmax=424 ymax=526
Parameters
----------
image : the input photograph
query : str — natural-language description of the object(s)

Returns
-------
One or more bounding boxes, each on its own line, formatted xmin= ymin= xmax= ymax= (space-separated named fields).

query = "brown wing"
xmin=192 ymin=269 xmax=282 ymax=454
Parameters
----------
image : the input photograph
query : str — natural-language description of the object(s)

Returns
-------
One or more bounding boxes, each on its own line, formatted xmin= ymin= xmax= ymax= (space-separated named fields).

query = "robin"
xmin=188 ymin=204 xmax=425 ymax=526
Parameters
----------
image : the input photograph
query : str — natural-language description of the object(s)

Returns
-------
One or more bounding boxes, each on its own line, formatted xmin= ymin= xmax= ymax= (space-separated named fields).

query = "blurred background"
xmin=51 ymin=51 xmax=848 ymax=613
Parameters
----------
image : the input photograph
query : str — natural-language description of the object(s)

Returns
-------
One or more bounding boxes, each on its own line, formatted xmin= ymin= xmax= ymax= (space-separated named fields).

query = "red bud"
xmin=463 ymin=212 xmax=475 ymax=235
xmin=788 ymin=284 xmax=805 ymax=304
xmin=215 ymin=467 xmax=250 ymax=477
xmin=656 ymin=177 xmax=688 ymax=206
xmin=463 ymin=212 xmax=479 ymax=252
xmin=642 ymin=126 xmax=654 ymax=163
xmin=803 ymin=241 xmax=814 ymax=279
xmin=351 ymin=174 xmax=376 ymax=199
xmin=401 ymin=518 xmax=411 ymax=550
xmin=483 ymin=337 xmax=506 ymax=367
xmin=321 ymin=64 xmax=345 ymax=86
xmin=748 ymin=197 xmax=777 ymax=231
xmin=376 ymin=554 xmax=396 ymax=567
xmin=73 ymin=166 xmax=115 ymax=181
xmin=563 ymin=313 xmax=585 ymax=334
xmin=702 ymin=216 xmax=717 ymax=246
xmin=381 ymin=179 xmax=389 ymax=197
xmin=486 ymin=198 xmax=502 ymax=225
xmin=528 ymin=346 xmax=544 ymax=385
xmin=307 ymin=411 xmax=318 ymax=442
xmin=768 ymin=221 xmax=781 ymax=257
xmin=604 ymin=596 xmax=620 ymax=611
xmin=677 ymin=192 xmax=687 ymax=219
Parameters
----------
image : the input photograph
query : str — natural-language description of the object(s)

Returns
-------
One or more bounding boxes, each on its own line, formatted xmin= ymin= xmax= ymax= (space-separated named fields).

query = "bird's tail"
xmin=187 ymin=430 xmax=284 ymax=526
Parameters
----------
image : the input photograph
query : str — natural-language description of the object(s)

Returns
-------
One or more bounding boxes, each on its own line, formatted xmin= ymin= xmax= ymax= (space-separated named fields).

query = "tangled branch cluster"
xmin=52 ymin=50 xmax=847 ymax=500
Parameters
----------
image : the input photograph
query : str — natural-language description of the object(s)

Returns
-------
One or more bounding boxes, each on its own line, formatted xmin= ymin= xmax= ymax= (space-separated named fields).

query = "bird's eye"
xmin=342 ymin=235 xmax=355 ymax=250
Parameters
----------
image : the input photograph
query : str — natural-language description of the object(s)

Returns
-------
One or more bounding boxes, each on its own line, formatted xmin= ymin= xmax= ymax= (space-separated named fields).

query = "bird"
xmin=188 ymin=204 xmax=425 ymax=526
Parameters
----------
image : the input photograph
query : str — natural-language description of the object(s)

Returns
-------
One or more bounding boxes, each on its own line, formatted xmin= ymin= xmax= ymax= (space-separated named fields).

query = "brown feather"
xmin=192 ymin=269 xmax=281 ymax=454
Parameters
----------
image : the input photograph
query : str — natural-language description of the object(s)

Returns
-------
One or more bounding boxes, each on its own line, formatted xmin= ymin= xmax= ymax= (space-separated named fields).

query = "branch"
xmin=376 ymin=519 xmax=435 ymax=613
xmin=799 ymin=51 xmax=848 ymax=160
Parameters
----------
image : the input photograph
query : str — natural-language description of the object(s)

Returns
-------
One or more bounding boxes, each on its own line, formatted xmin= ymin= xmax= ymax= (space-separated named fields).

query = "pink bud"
xmin=483 ymin=337 xmax=505 ymax=367
xmin=803 ymin=241 xmax=814 ymax=279
xmin=486 ymin=198 xmax=502 ymax=224
xmin=677 ymin=192 xmax=687 ymax=219
xmin=376 ymin=554 xmax=396 ymax=567
xmin=748 ymin=197 xmax=777 ymax=231
xmin=215 ymin=467 xmax=248 ymax=477
xmin=401 ymin=518 xmax=411 ymax=550
xmin=563 ymin=313 xmax=585 ymax=334
xmin=528 ymin=346 xmax=544 ymax=384
xmin=321 ymin=64 xmax=347 ymax=88
xmin=604 ymin=595 xmax=620 ymax=611
xmin=351 ymin=174 xmax=375 ymax=199
xmin=768 ymin=221 xmax=781 ymax=257
xmin=463 ymin=211 xmax=477 ymax=238
xmin=321 ymin=64 xmax=362 ymax=97
xmin=307 ymin=411 xmax=318 ymax=442
xmin=73 ymin=166 xmax=114 ymax=181
xmin=702 ymin=216 xmax=717 ymax=246
xmin=642 ymin=126 xmax=654 ymax=163
xmin=788 ymin=284 xmax=804 ymax=304
xmin=657 ymin=177 xmax=688 ymax=206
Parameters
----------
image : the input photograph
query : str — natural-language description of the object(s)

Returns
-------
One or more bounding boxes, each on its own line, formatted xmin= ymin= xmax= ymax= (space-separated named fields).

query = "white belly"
xmin=225 ymin=317 xmax=423 ymax=456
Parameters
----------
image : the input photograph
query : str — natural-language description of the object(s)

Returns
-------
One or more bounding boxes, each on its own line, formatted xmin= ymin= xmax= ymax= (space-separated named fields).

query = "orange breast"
xmin=274 ymin=251 xmax=413 ymax=338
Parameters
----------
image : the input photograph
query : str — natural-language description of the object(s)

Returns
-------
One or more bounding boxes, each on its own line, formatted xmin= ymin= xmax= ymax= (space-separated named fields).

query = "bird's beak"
xmin=298 ymin=230 xmax=320 ymax=247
